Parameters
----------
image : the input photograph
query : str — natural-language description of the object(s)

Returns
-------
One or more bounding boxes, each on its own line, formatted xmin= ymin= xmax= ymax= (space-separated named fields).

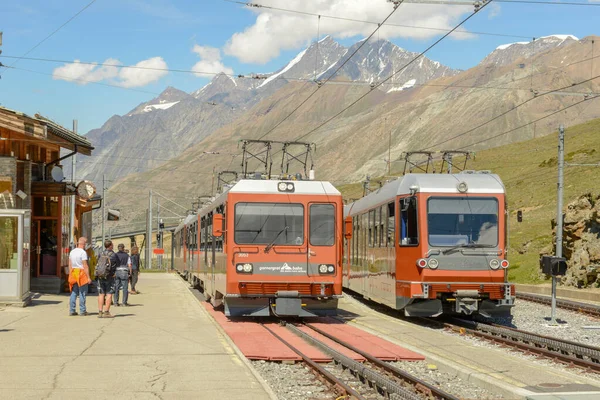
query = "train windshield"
xmin=427 ymin=197 xmax=499 ymax=247
xmin=234 ymin=203 xmax=304 ymax=245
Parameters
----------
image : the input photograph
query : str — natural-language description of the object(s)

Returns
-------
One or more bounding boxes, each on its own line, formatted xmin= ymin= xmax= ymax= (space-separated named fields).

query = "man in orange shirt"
xmin=68 ymin=237 xmax=92 ymax=316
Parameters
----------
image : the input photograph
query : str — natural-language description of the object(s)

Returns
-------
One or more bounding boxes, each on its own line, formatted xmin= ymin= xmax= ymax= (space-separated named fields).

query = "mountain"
xmin=481 ymin=34 xmax=579 ymax=66
xmin=77 ymin=37 xmax=455 ymax=186
xmin=98 ymin=35 xmax=600 ymax=233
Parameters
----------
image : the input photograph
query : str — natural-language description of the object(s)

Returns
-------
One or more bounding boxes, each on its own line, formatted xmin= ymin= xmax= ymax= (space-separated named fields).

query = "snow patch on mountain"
xmin=143 ymin=101 xmax=180 ymax=112
xmin=387 ymin=79 xmax=416 ymax=93
xmin=259 ymin=48 xmax=308 ymax=88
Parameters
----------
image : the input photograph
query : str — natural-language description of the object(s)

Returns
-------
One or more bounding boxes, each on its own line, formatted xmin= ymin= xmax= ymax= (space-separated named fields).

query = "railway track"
xmin=517 ymin=292 xmax=600 ymax=318
xmin=443 ymin=317 xmax=600 ymax=373
xmin=267 ymin=321 xmax=459 ymax=400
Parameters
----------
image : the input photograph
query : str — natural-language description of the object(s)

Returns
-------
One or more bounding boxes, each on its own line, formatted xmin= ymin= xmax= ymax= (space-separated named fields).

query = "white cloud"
xmin=191 ymin=45 xmax=234 ymax=77
xmin=52 ymin=57 xmax=168 ymax=87
xmin=488 ymin=3 xmax=501 ymax=19
xmin=224 ymin=0 xmax=474 ymax=64
xmin=118 ymin=57 xmax=168 ymax=88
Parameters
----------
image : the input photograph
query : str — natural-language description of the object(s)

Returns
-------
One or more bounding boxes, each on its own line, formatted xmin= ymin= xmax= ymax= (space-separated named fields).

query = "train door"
xmin=397 ymin=195 xmax=421 ymax=284
xmin=308 ymin=203 xmax=337 ymax=280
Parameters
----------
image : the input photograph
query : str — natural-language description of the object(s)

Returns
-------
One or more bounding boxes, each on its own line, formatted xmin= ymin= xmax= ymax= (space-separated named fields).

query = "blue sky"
xmin=0 ymin=0 xmax=599 ymax=134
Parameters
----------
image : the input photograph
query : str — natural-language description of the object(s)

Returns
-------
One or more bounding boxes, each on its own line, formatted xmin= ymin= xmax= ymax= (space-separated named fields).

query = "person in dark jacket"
xmin=97 ymin=240 xmax=119 ymax=318
xmin=113 ymin=244 xmax=132 ymax=306
xmin=129 ymin=246 xmax=141 ymax=294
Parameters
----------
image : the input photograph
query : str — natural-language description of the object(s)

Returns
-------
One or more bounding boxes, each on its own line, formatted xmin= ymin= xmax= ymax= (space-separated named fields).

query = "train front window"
xmin=234 ymin=203 xmax=304 ymax=245
xmin=427 ymin=197 xmax=499 ymax=247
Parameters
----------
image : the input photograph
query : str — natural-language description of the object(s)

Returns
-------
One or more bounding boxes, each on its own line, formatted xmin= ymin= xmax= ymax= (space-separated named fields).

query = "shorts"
xmin=97 ymin=277 xmax=115 ymax=295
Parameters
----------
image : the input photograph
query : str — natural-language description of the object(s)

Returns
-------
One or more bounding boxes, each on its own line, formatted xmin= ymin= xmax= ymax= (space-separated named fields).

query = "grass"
xmin=338 ymin=117 xmax=600 ymax=284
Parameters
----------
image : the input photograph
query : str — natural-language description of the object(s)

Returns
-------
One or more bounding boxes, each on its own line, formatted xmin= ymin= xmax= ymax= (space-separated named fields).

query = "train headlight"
xmin=243 ymin=263 xmax=253 ymax=273
xmin=319 ymin=264 xmax=328 ymax=274
xmin=416 ymin=259 xmax=427 ymax=268
xmin=236 ymin=264 xmax=244 ymax=272
xmin=489 ymin=259 xmax=500 ymax=270
xmin=457 ymin=181 xmax=468 ymax=193
xmin=500 ymin=260 xmax=510 ymax=269
xmin=327 ymin=265 xmax=335 ymax=273
xmin=428 ymin=258 xmax=439 ymax=269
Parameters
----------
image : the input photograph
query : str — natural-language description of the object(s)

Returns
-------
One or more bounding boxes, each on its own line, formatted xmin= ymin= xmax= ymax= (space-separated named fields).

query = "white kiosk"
xmin=0 ymin=209 xmax=31 ymax=306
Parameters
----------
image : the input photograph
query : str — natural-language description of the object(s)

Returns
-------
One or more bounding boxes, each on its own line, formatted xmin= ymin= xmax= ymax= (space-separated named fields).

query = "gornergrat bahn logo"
xmin=258 ymin=263 xmax=306 ymax=273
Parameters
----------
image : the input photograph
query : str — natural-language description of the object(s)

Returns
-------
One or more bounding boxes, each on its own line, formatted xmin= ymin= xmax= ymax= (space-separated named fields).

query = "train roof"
xmin=345 ymin=172 xmax=505 ymax=216
xmin=228 ymin=179 xmax=340 ymax=196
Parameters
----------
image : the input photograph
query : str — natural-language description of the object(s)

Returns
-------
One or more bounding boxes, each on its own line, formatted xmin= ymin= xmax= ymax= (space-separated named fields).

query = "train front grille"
xmin=239 ymin=282 xmax=333 ymax=296
xmin=430 ymin=284 xmax=504 ymax=298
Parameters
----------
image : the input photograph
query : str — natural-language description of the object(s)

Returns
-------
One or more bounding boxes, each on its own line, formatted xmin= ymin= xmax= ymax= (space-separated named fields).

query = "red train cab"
xmin=343 ymin=172 xmax=515 ymax=317
xmin=174 ymin=178 xmax=344 ymax=317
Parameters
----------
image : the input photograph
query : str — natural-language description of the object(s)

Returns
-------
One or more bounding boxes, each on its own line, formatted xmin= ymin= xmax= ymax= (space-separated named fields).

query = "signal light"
xmin=501 ymin=260 xmax=509 ymax=269
xmin=416 ymin=259 xmax=427 ymax=268
xmin=517 ymin=210 xmax=523 ymax=223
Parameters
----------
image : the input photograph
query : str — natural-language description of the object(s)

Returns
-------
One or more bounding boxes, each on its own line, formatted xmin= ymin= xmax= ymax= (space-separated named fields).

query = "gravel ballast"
xmin=479 ymin=299 xmax=600 ymax=347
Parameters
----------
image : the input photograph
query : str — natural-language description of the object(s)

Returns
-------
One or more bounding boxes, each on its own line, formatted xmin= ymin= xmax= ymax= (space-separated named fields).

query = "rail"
xmin=444 ymin=317 xmax=600 ymax=373
xmin=517 ymin=292 xmax=600 ymax=318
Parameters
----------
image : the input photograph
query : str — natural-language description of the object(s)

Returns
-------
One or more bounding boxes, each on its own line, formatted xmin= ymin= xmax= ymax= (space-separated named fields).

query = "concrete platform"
xmin=338 ymin=295 xmax=600 ymax=400
xmin=516 ymin=284 xmax=600 ymax=305
xmin=0 ymin=274 xmax=273 ymax=400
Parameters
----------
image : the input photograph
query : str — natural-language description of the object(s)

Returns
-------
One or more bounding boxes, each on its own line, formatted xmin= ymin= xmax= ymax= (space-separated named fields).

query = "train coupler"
xmin=455 ymin=290 xmax=480 ymax=315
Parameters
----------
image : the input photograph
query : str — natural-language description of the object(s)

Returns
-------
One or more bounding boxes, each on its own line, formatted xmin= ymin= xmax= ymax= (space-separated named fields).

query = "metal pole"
xmin=387 ymin=120 xmax=391 ymax=176
xmin=101 ymin=174 xmax=106 ymax=245
xmin=447 ymin=154 xmax=453 ymax=174
xmin=70 ymin=120 xmax=78 ymax=249
xmin=157 ymin=198 xmax=161 ymax=269
xmin=551 ymin=125 xmax=565 ymax=325
xmin=147 ymin=189 xmax=153 ymax=269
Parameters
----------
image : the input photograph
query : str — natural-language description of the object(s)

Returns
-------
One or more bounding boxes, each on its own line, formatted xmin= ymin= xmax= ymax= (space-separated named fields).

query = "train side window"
xmin=379 ymin=206 xmax=386 ymax=247
xmin=368 ymin=210 xmax=375 ymax=247
xmin=387 ymin=202 xmax=395 ymax=247
xmin=353 ymin=216 xmax=358 ymax=265
xmin=400 ymin=197 xmax=419 ymax=246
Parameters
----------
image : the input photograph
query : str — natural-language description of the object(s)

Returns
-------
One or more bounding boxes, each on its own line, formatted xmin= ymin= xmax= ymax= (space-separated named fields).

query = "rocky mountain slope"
xmin=98 ymin=35 xmax=600 ymax=235
xmin=77 ymin=36 xmax=456 ymax=185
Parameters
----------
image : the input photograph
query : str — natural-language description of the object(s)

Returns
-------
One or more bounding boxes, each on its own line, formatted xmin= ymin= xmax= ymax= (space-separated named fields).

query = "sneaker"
xmin=115 ymin=303 xmax=121 ymax=307
xmin=98 ymin=311 xmax=103 ymax=318
xmin=80 ymin=312 xmax=88 ymax=316
xmin=69 ymin=311 xmax=77 ymax=316
xmin=102 ymin=312 xmax=114 ymax=318
xmin=123 ymin=303 xmax=130 ymax=307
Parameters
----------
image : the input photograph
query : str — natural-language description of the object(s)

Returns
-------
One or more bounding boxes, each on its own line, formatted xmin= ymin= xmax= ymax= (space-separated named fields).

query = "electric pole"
xmin=70 ymin=120 xmax=77 ymax=249
xmin=157 ymin=198 xmax=161 ymax=269
xmin=101 ymin=174 xmax=106 ymax=244
xmin=147 ymin=189 xmax=153 ymax=269
xmin=551 ymin=124 xmax=565 ymax=325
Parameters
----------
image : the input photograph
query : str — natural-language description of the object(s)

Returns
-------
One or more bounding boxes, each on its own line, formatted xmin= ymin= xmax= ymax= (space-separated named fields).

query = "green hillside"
xmin=337 ymin=117 xmax=600 ymax=284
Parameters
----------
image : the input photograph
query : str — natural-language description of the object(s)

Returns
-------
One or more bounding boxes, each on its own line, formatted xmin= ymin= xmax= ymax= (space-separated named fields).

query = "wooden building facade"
xmin=0 ymin=106 xmax=96 ymax=301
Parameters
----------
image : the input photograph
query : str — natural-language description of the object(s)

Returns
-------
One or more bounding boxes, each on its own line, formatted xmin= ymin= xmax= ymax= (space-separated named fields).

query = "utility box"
xmin=540 ymin=255 xmax=567 ymax=276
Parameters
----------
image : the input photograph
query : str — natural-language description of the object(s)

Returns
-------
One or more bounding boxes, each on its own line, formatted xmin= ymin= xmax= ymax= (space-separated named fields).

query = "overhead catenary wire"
xmin=254 ymin=2 xmax=402 ymax=141
xmin=1 ymin=0 xmax=97 ymax=74
xmin=422 ymin=73 xmax=600 ymax=150
xmin=290 ymin=1 xmax=491 ymax=144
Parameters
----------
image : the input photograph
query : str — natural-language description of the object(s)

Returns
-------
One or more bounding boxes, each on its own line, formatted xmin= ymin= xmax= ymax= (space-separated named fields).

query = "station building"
xmin=0 ymin=106 xmax=98 ymax=305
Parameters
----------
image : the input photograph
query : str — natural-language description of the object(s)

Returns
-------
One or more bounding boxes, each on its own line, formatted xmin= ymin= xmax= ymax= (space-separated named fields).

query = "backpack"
xmin=96 ymin=251 xmax=112 ymax=279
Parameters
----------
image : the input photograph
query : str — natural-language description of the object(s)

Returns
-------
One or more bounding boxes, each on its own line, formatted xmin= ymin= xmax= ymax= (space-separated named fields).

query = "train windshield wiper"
xmin=264 ymin=226 xmax=289 ymax=253
xmin=443 ymin=242 xmax=495 ymax=255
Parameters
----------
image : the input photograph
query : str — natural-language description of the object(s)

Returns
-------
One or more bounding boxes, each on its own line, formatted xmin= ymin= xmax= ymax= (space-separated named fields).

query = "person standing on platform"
xmin=68 ymin=237 xmax=91 ymax=316
xmin=97 ymin=240 xmax=118 ymax=318
xmin=129 ymin=246 xmax=141 ymax=294
xmin=114 ymin=244 xmax=132 ymax=306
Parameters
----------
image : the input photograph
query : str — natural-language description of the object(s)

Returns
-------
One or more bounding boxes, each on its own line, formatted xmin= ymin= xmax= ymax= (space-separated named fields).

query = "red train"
xmin=343 ymin=172 xmax=515 ymax=317
xmin=173 ymin=177 xmax=344 ymax=317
